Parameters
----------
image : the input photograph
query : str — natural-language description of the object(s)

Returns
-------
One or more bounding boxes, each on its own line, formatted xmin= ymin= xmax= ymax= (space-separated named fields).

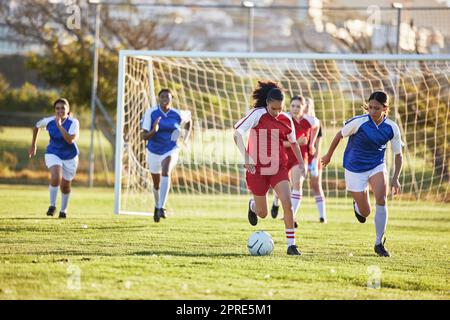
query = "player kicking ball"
xmin=321 ymin=91 xmax=403 ymax=257
xmin=233 ymin=81 xmax=306 ymax=256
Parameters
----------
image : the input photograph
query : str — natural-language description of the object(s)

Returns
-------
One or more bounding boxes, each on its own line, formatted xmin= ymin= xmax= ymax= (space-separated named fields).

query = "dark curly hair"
xmin=252 ymin=80 xmax=284 ymax=108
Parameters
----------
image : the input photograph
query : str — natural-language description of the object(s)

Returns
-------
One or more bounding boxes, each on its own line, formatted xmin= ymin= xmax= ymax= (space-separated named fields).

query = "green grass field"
xmin=0 ymin=184 xmax=449 ymax=300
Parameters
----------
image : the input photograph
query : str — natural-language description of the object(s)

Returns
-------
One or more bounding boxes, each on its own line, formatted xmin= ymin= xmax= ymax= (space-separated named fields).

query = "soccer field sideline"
xmin=0 ymin=184 xmax=449 ymax=300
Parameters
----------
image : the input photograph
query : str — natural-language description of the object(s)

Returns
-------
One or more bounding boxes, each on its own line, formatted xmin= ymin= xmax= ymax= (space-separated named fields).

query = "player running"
xmin=321 ymin=91 xmax=403 ymax=257
xmin=270 ymin=95 xmax=319 ymax=227
xmin=141 ymin=89 xmax=192 ymax=223
xmin=233 ymin=81 xmax=306 ymax=256
xmin=28 ymin=98 xmax=79 ymax=219
xmin=305 ymin=97 xmax=327 ymax=223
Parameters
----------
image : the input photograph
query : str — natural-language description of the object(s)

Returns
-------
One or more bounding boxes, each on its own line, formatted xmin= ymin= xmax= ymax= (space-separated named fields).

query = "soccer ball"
xmin=247 ymin=231 xmax=274 ymax=256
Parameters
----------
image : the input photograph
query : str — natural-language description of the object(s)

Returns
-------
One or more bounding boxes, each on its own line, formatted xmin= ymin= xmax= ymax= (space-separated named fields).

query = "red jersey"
xmin=234 ymin=108 xmax=296 ymax=175
xmin=285 ymin=114 xmax=318 ymax=167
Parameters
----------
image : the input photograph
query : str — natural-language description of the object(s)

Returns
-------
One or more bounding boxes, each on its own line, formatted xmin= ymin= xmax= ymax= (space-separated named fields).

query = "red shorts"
xmin=286 ymin=146 xmax=308 ymax=171
xmin=246 ymin=166 xmax=290 ymax=196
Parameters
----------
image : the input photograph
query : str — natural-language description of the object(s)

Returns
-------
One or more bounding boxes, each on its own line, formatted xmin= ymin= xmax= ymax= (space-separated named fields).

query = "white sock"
xmin=273 ymin=194 xmax=279 ymax=207
xmin=291 ymin=190 xmax=302 ymax=219
xmin=375 ymin=204 xmax=388 ymax=245
xmin=153 ymin=187 xmax=159 ymax=208
xmin=250 ymin=198 xmax=256 ymax=212
xmin=60 ymin=192 xmax=70 ymax=213
xmin=285 ymin=228 xmax=296 ymax=247
xmin=315 ymin=194 xmax=326 ymax=219
xmin=158 ymin=176 xmax=170 ymax=209
xmin=49 ymin=185 xmax=59 ymax=207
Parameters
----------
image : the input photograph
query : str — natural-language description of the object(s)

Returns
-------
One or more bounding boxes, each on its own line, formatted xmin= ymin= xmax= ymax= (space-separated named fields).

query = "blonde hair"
xmin=305 ymin=97 xmax=316 ymax=117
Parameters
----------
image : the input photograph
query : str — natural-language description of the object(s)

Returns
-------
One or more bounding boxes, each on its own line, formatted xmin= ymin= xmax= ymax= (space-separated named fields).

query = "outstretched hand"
xmin=321 ymin=153 xmax=331 ymax=167
xmin=28 ymin=145 xmax=36 ymax=158
xmin=391 ymin=178 xmax=401 ymax=196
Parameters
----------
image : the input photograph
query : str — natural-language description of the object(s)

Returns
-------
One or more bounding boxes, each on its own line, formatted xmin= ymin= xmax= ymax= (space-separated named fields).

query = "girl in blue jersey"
xmin=321 ymin=91 xmax=403 ymax=257
xmin=141 ymin=89 xmax=192 ymax=223
xmin=29 ymin=98 xmax=79 ymax=219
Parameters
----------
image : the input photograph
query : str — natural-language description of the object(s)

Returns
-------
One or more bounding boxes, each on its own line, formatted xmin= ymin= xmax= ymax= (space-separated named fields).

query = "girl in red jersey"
xmin=270 ymin=96 xmax=319 ymax=227
xmin=233 ymin=81 xmax=306 ymax=255
xmin=305 ymin=97 xmax=327 ymax=223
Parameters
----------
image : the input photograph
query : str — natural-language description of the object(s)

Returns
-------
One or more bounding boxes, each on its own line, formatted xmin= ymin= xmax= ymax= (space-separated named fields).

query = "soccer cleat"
xmin=374 ymin=238 xmax=390 ymax=257
xmin=319 ymin=218 xmax=327 ymax=224
xmin=248 ymin=200 xmax=258 ymax=226
xmin=153 ymin=207 xmax=160 ymax=223
xmin=287 ymin=245 xmax=301 ymax=256
xmin=353 ymin=200 xmax=366 ymax=223
xmin=58 ymin=211 xmax=66 ymax=219
xmin=159 ymin=208 xmax=166 ymax=219
xmin=271 ymin=204 xmax=279 ymax=219
xmin=46 ymin=206 xmax=56 ymax=216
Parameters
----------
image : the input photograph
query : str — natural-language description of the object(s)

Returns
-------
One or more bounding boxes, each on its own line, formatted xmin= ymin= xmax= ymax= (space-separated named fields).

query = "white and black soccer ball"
xmin=247 ymin=231 xmax=274 ymax=256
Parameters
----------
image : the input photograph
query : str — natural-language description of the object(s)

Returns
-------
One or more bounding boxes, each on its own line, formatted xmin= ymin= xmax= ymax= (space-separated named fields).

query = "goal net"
xmin=115 ymin=51 xmax=450 ymax=215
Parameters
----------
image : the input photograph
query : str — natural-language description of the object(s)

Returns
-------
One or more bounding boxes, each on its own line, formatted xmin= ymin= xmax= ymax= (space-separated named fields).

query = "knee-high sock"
xmin=315 ymin=194 xmax=326 ymax=219
xmin=375 ymin=204 xmax=388 ymax=245
xmin=158 ymin=176 xmax=170 ymax=209
xmin=285 ymin=228 xmax=296 ymax=247
xmin=49 ymin=185 xmax=59 ymax=207
xmin=153 ymin=187 xmax=159 ymax=208
xmin=291 ymin=190 xmax=302 ymax=218
xmin=60 ymin=192 xmax=70 ymax=213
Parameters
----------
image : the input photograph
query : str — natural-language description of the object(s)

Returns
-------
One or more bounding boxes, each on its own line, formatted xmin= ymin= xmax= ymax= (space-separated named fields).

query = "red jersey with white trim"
xmin=285 ymin=114 xmax=314 ymax=163
xmin=234 ymin=108 xmax=296 ymax=174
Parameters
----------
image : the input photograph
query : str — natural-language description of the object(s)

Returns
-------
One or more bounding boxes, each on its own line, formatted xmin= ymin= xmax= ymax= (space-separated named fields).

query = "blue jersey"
xmin=341 ymin=114 xmax=403 ymax=173
xmin=36 ymin=116 xmax=79 ymax=160
xmin=141 ymin=106 xmax=191 ymax=155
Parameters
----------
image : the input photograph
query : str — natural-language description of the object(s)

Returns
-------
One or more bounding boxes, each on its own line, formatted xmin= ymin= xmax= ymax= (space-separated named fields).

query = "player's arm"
xmin=290 ymin=141 xmax=306 ymax=178
xmin=233 ymin=130 xmax=255 ymax=174
xmin=309 ymin=125 xmax=319 ymax=155
xmin=56 ymin=117 xmax=77 ymax=144
xmin=28 ymin=127 xmax=40 ymax=158
xmin=182 ymin=117 xmax=192 ymax=145
xmin=142 ymin=116 xmax=161 ymax=141
xmin=391 ymin=153 xmax=403 ymax=195
xmin=314 ymin=135 xmax=322 ymax=158
xmin=321 ymin=131 xmax=342 ymax=167
xmin=390 ymin=122 xmax=404 ymax=195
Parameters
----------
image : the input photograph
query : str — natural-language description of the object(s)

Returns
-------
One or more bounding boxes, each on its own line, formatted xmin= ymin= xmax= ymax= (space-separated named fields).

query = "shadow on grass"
xmin=134 ymin=250 xmax=247 ymax=258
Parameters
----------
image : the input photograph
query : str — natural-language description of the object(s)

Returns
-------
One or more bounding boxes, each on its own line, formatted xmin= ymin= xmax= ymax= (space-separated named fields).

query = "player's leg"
xmin=369 ymin=169 xmax=390 ymax=257
xmin=45 ymin=154 xmax=63 ymax=216
xmin=290 ymin=165 xmax=304 ymax=227
xmin=58 ymin=157 xmax=78 ymax=218
xmin=345 ymin=168 xmax=371 ymax=223
xmin=350 ymin=190 xmax=371 ymax=223
xmin=59 ymin=178 xmax=71 ymax=219
xmin=246 ymin=171 xmax=270 ymax=226
xmin=158 ymin=151 xmax=179 ymax=218
xmin=310 ymin=168 xmax=327 ymax=223
xmin=273 ymin=180 xmax=301 ymax=255
xmin=271 ymin=190 xmax=279 ymax=218
xmin=148 ymin=151 xmax=162 ymax=222
xmin=252 ymin=195 xmax=269 ymax=218
xmin=47 ymin=165 xmax=61 ymax=216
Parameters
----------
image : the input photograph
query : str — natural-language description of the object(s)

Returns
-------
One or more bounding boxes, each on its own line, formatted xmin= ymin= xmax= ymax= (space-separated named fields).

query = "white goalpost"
xmin=115 ymin=50 xmax=450 ymax=215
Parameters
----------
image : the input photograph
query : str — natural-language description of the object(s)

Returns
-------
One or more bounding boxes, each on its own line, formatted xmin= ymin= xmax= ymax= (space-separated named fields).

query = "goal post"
xmin=115 ymin=50 xmax=450 ymax=215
